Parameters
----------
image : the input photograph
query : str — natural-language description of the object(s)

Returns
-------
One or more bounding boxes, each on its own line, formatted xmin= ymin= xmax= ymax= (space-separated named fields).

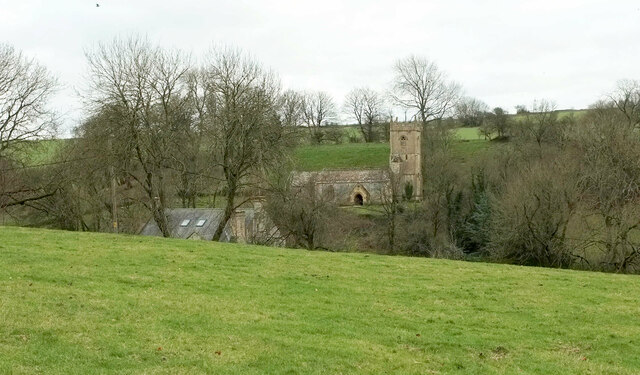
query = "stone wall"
xmin=390 ymin=122 xmax=422 ymax=200
xmin=293 ymin=169 xmax=390 ymax=205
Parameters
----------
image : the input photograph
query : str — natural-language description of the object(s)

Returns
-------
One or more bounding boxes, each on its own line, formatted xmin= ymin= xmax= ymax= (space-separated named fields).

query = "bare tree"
xmin=480 ymin=107 xmax=511 ymax=140
xmin=302 ymin=91 xmax=336 ymax=143
xmin=60 ymin=110 xmax=130 ymax=232
xmin=200 ymin=47 xmax=291 ymax=241
xmin=0 ymin=44 xmax=58 ymax=211
xmin=84 ymin=36 xmax=191 ymax=237
xmin=0 ymin=43 xmax=57 ymax=159
xmin=379 ymin=169 xmax=404 ymax=252
xmin=489 ymin=158 xmax=580 ymax=268
xmin=515 ymin=104 xmax=529 ymax=114
xmin=265 ymin=176 xmax=334 ymax=250
xmin=174 ymin=69 xmax=218 ymax=209
xmin=279 ymin=89 xmax=305 ymax=128
xmin=609 ymin=79 xmax=640 ymax=128
xmin=0 ymin=161 xmax=61 ymax=212
xmin=344 ymin=89 xmax=365 ymax=127
xmin=454 ymin=97 xmax=489 ymax=128
xmin=343 ymin=87 xmax=386 ymax=142
xmin=421 ymin=151 xmax=462 ymax=252
xmin=391 ymin=55 xmax=461 ymax=126
xmin=517 ymin=100 xmax=562 ymax=149
xmin=574 ymin=111 xmax=640 ymax=272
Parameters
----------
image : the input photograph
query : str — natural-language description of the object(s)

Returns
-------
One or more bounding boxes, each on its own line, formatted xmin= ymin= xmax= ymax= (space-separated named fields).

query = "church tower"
xmin=389 ymin=121 xmax=422 ymax=200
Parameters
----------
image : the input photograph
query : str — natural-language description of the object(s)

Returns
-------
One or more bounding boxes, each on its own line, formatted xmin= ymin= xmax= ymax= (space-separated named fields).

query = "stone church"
xmin=293 ymin=121 xmax=423 ymax=205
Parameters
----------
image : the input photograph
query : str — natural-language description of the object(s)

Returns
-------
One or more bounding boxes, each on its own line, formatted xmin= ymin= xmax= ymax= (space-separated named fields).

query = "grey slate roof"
xmin=139 ymin=208 xmax=234 ymax=241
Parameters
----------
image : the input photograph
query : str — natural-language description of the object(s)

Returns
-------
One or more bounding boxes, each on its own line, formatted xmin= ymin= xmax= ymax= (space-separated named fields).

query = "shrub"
xmin=488 ymin=158 xmax=579 ymax=268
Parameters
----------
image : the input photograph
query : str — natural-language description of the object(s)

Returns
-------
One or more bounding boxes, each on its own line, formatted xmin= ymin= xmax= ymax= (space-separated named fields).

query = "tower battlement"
xmin=389 ymin=122 xmax=421 ymax=132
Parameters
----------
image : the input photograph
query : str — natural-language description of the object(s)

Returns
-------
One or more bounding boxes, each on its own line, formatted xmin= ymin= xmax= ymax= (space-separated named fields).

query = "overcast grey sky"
xmin=2 ymin=0 xmax=640 ymax=134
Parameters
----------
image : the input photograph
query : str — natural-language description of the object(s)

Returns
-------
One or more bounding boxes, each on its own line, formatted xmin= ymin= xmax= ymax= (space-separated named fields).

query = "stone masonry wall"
xmin=293 ymin=169 xmax=390 ymax=205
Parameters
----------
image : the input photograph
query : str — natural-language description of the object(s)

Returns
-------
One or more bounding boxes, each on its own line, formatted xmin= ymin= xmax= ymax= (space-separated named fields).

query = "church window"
xmin=400 ymin=135 xmax=407 ymax=146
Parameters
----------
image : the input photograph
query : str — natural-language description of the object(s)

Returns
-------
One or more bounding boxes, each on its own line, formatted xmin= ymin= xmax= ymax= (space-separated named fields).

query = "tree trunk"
xmin=152 ymin=203 xmax=170 ymax=237
xmin=146 ymin=171 xmax=170 ymax=238
xmin=367 ymin=121 xmax=375 ymax=143
xmin=213 ymin=177 xmax=236 ymax=241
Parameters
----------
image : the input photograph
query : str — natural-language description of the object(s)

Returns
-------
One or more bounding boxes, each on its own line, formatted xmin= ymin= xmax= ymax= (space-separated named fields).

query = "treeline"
xmin=1 ymin=37 xmax=301 ymax=237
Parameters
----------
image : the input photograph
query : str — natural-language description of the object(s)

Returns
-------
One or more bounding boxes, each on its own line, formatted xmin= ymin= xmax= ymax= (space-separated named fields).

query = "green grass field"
xmin=294 ymin=126 xmax=499 ymax=171
xmin=295 ymin=138 xmax=495 ymax=171
xmin=14 ymin=139 xmax=66 ymax=166
xmin=1 ymin=226 xmax=639 ymax=374
xmin=295 ymin=142 xmax=390 ymax=171
xmin=18 ymin=131 xmax=491 ymax=172
xmin=454 ymin=127 xmax=484 ymax=141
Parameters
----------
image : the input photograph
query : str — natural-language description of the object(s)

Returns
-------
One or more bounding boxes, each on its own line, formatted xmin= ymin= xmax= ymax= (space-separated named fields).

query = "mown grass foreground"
xmin=1 ymin=227 xmax=639 ymax=374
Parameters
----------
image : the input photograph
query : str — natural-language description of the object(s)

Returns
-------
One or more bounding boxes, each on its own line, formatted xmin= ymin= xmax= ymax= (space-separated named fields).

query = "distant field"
xmin=14 ymin=132 xmax=495 ymax=173
xmin=294 ymin=137 xmax=496 ymax=171
xmin=295 ymin=142 xmax=390 ymax=171
xmin=451 ymin=139 xmax=496 ymax=164
xmin=555 ymin=109 xmax=588 ymax=118
xmin=293 ymin=111 xmax=591 ymax=171
xmin=455 ymin=127 xmax=484 ymax=140
xmin=11 ymin=139 xmax=66 ymax=166
xmin=1 ymin=226 xmax=640 ymax=374
xmin=512 ymin=108 xmax=588 ymax=122
xmin=17 ymin=128 xmax=492 ymax=171
xmin=15 ymin=113 xmax=581 ymax=173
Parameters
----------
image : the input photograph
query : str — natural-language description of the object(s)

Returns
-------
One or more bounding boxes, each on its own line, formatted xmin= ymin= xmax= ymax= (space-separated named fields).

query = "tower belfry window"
xmin=400 ymin=135 xmax=407 ymax=146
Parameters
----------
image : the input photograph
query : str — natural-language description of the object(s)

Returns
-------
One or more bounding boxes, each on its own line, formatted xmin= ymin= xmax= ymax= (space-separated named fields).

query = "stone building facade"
xmin=389 ymin=122 xmax=423 ymax=200
xmin=292 ymin=169 xmax=390 ymax=205
xmin=294 ymin=121 xmax=422 ymax=205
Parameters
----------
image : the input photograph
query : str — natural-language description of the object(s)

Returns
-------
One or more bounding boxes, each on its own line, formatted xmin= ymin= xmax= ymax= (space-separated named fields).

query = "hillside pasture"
xmin=294 ymin=142 xmax=390 ymax=171
xmin=1 ymin=227 xmax=639 ymax=374
xmin=294 ymin=138 xmax=496 ymax=171
xmin=454 ymin=126 xmax=484 ymax=140
xmin=8 ymin=139 xmax=66 ymax=166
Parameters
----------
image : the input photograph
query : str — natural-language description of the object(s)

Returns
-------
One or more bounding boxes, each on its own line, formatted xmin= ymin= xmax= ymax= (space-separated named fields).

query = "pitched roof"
xmin=293 ymin=169 xmax=389 ymax=185
xmin=140 ymin=208 xmax=236 ymax=241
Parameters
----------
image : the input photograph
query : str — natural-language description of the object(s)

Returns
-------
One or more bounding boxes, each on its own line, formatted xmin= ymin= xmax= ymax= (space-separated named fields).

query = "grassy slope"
xmin=294 ymin=127 xmax=496 ymax=171
xmin=295 ymin=140 xmax=494 ymax=171
xmin=295 ymin=143 xmax=390 ymax=171
xmin=14 ymin=139 xmax=67 ymax=166
xmin=1 ymin=227 xmax=639 ymax=374
xmin=455 ymin=127 xmax=484 ymax=141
